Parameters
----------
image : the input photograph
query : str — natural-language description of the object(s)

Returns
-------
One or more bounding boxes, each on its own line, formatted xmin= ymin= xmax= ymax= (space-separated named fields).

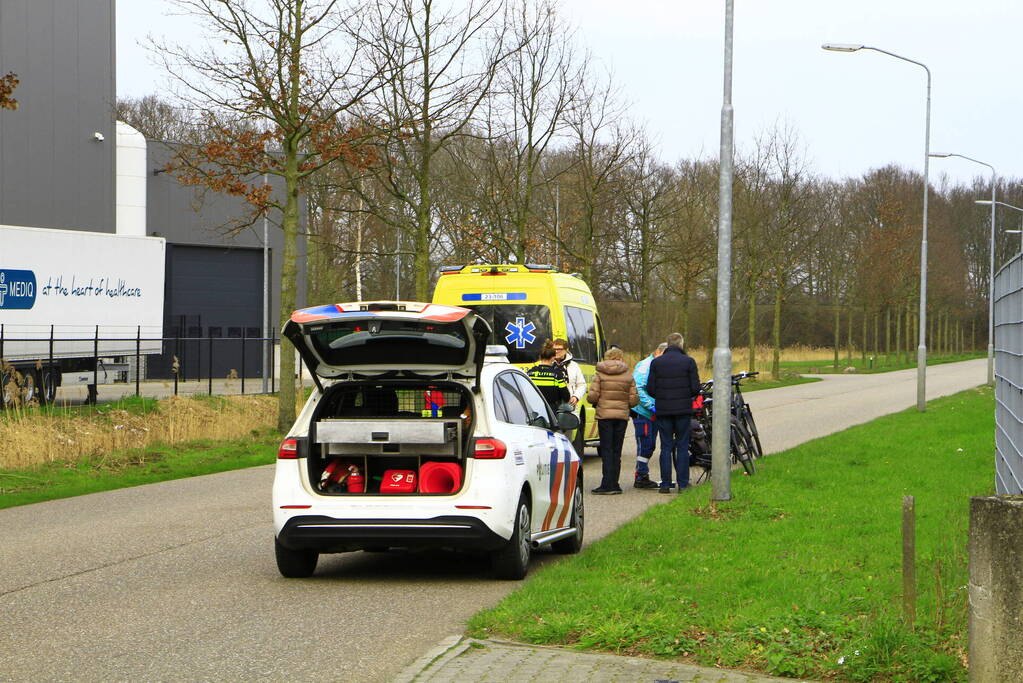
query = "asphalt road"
xmin=0 ymin=359 xmax=985 ymax=682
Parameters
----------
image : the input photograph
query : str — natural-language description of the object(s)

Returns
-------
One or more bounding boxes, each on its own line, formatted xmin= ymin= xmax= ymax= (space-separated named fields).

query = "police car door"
xmin=509 ymin=372 xmax=578 ymax=533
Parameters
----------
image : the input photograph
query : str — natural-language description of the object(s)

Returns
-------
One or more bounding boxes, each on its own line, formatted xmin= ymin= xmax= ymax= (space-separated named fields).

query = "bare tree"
xmin=353 ymin=0 xmax=520 ymax=298
xmin=152 ymin=0 xmax=381 ymax=430
xmin=558 ymin=70 xmax=634 ymax=283
xmin=616 ymin=137 xmax=677 ymax=351
xmin=115 ymin=95 xmax=207 ymax=143
xmin=464 ymin=0 xmax=583 ymax=262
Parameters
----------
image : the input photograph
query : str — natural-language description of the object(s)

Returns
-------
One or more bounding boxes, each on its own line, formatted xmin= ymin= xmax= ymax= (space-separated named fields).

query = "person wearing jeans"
xmin=631 ymin=342 xmax=667 ymax=488
xmin=645 ymin=333 xmax=701 ymax=493
xmin=586 ymin=347 xmax=639 ymax=494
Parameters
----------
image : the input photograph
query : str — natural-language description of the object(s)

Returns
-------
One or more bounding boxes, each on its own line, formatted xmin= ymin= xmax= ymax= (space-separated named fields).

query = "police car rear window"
xmin=308 ymin=319 xmax=470 ymax=366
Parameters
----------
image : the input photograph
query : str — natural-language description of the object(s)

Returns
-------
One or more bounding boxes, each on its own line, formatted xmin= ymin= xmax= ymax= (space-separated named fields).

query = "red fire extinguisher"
xmin=347 ymin=465 xmax=365 ymax=493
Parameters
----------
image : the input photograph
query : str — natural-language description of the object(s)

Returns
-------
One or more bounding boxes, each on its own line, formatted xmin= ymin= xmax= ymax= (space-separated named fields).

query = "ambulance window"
xmin=564 ymin=306 xmax=598 ymax=364
xmin=463 ymin=304 xmax=551 ymax=364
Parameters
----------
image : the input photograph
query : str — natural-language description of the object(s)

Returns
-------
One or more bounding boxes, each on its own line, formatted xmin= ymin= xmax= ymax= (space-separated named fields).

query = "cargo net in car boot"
xmin=333 ymin=385 xmax=466 ymax=418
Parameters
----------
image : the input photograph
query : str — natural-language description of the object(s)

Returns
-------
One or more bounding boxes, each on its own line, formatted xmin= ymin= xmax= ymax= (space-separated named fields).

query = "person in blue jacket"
xmin=631 ymin=342 xmax=667 ymax=489
xmin=645 ymin=333 xmax=701 ymax=493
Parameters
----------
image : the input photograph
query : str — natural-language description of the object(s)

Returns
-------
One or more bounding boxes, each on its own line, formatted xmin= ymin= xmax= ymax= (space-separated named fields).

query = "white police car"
xmin=272 ymin=301 xmax=583 ymax=579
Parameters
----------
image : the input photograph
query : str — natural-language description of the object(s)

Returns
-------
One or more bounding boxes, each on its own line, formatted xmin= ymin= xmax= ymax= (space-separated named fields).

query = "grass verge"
xmin=0 ymin=427 xmax=281 ymax=509
xmin=0 ymin=394 xmax=277 ymax=470
xmin=468 ymin=386 xmax=994 ymax=681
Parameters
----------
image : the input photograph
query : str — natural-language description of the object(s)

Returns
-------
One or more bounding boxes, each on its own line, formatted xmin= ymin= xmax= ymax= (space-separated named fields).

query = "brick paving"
xmin=394 ymin=637 xmax=812 ymax=683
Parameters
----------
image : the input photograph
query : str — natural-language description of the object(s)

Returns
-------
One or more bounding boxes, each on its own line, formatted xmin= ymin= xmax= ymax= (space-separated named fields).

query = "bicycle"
xmin=729 ymin=371 xmax=763 ymax=459
xmin=688 ymin=377 xmax=757 ymax=481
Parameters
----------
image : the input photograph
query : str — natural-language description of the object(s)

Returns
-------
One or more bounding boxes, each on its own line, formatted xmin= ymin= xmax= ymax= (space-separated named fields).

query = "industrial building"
xmin=0 ymin=0 xmax=305 ymax=380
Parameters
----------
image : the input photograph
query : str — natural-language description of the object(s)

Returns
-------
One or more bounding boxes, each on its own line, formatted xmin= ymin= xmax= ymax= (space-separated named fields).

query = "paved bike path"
xmin=747 ymin=359 xmax=986 ymax=454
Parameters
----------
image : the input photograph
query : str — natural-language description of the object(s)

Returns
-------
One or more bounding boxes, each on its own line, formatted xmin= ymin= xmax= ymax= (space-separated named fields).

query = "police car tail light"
xmin=473 ymin=437 xmax=507 ymax=459
xmin=278 ymin=438 xmax=299 ymax=459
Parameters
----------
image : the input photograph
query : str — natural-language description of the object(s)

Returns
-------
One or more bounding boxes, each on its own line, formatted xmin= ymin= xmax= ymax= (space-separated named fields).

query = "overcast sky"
xmin=118 ymin=0 xmax=1021 ymax=187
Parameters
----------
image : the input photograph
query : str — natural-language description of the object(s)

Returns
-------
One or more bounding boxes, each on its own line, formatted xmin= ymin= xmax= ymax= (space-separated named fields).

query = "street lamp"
xmin=711 ymin=0 xmax=736 ymax=502
xmin=932 ymin=153 xmax=996 ymax=386
xmin=822 ymin=43 xmax=932 ymax=412
xmin=977 ymin=199 xmax=1023 ymax=252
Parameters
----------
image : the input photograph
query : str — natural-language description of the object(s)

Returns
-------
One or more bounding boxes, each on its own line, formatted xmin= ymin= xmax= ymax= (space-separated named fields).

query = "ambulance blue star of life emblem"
xmin=504 ymin=316 xmax=536 ymax=349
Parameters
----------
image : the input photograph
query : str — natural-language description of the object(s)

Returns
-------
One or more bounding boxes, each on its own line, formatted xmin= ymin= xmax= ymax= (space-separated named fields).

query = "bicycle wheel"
xmin=741 ymin=403 xmax=763 ymax=458
xmin=730 ymin=417 xmax=756 ymax=475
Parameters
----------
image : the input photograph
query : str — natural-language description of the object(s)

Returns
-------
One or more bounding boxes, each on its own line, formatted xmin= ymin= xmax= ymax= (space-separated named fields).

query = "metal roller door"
xmin=150 ymin=244 xmax=266 ymax=380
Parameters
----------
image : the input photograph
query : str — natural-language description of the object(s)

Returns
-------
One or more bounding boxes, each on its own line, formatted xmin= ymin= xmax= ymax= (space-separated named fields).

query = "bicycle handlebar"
xmin=700 ymin=371 xmax=759 ymax=392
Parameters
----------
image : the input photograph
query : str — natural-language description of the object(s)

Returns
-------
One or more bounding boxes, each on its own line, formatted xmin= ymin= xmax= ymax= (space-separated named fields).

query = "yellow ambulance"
xmin=431 ymin=263 xmax=606 ymax=454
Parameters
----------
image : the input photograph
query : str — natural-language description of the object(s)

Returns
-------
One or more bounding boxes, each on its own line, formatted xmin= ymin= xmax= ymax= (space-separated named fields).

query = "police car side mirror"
xmin=556 ymin=409 xmax=580 ymax=432
xmin=527 ymin=412 xmax=551 ymax=429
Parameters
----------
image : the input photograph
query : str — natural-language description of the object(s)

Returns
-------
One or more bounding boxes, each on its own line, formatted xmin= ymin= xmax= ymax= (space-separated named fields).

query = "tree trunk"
xmin=929 ymin=312 xmax=936 ymax=356
xmin=861 ymin=305 xmax=867 ymax=363
xmin=680 ymin=288 xmax=691 ymax=350
xmin=771 ymin=279 xmax=782 ymax=378
xmin=847 ymin=306 xmax=853 ymax=362
xmin=873 ymin=310 xmax=879 ymax=357
xmin=747 ymin=287 xmax=757 ymax=373
xmin=885 ymin=306 xmax=891 ymax=357
xmin=833 ymin=301 xmax=840 ymax=370
xmin=414 ymin=18 xmax=434 ymax=301
xmin=277 ymin=154 xmax=301 ymax=432
xmin=895 ymin=304 xmax=902 ymax=366
xmin=354 ymin=182 xmax=364 ymax=301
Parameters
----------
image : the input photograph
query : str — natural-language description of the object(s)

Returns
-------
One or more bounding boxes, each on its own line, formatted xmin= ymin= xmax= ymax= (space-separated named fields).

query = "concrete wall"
xmin=0 ymin=0 xmax=115 ymax=233
xmin=968 ymin=496 xmax=1023 ymax=681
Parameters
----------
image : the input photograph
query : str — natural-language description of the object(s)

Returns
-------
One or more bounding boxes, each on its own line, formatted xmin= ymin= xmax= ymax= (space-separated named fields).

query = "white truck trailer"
xmin=0 ymin=224 xmax=166 ymax=405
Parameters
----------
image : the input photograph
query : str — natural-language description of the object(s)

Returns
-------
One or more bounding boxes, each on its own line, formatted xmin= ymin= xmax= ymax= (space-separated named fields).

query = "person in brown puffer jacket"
xmin=586 ymin=347 xmax=639 ymax=494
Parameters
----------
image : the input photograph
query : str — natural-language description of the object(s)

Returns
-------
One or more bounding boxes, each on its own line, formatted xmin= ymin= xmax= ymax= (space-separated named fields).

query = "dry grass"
xmin=0 ymin=395 xmax=278 ymax=470
xmin=620 ymin=345 xmax=836 ymax=369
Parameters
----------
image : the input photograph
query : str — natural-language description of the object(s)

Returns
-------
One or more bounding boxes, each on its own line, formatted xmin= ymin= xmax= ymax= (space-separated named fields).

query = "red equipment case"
xmin=380 ymin=469 xmax=417 ymax=493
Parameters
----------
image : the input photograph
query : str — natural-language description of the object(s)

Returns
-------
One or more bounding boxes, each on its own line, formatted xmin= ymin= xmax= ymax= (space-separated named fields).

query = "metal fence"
xmin=994 ymin=253 xmax=1023 ymax=494
xmin=0 ymin=325 xmax=283 ymax=404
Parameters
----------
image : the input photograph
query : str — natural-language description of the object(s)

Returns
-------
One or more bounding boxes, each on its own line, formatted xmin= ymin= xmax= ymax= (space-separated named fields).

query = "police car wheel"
xmin=552 ymin=479 xmax=584 ymax=554
xmin=275 ymin=536 xmax=318 ymax=578
xmin=491 ymin=494 xmax=531 ymax=580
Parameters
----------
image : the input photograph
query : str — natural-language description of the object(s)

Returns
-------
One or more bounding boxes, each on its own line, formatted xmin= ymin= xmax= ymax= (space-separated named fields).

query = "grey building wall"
xmin=0 ymin=0 xmax=115 ymax=232
xmin=147 ymin=141 xmax=306 ymax=329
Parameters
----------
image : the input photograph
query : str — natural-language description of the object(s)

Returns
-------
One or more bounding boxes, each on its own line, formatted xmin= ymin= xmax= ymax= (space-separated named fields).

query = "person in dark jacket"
xmin=645 ymin=332 xmax=701 ymax=493
xmin=526 ymin=340 xmax=570 ymax=410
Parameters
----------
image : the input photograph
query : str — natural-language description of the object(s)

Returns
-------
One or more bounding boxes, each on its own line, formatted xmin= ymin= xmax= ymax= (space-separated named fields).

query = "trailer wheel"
xmin=36 ymin=367 xmax=57 ymax=405
xmin=21 ymin=372 xmax=38 ymax=404
xmin=0 ymin=367 xmax=15 ymax=409
xmin=274 ymin=537 xmax=318 ymax=578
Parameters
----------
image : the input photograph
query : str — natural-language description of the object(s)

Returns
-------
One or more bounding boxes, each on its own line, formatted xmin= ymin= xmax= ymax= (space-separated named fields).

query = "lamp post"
xmin=712 ymin=0 xmax=736 ymax=501
xmin=977 ymin=199 xmax=1023 ymax=253
xmin=1006 ymin=226 xmax=1023 ymax=251
xmin=822 ymin=43 xmax=932 ymax=412
xmin=932 ymin=154 xmax=995 ymax=386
